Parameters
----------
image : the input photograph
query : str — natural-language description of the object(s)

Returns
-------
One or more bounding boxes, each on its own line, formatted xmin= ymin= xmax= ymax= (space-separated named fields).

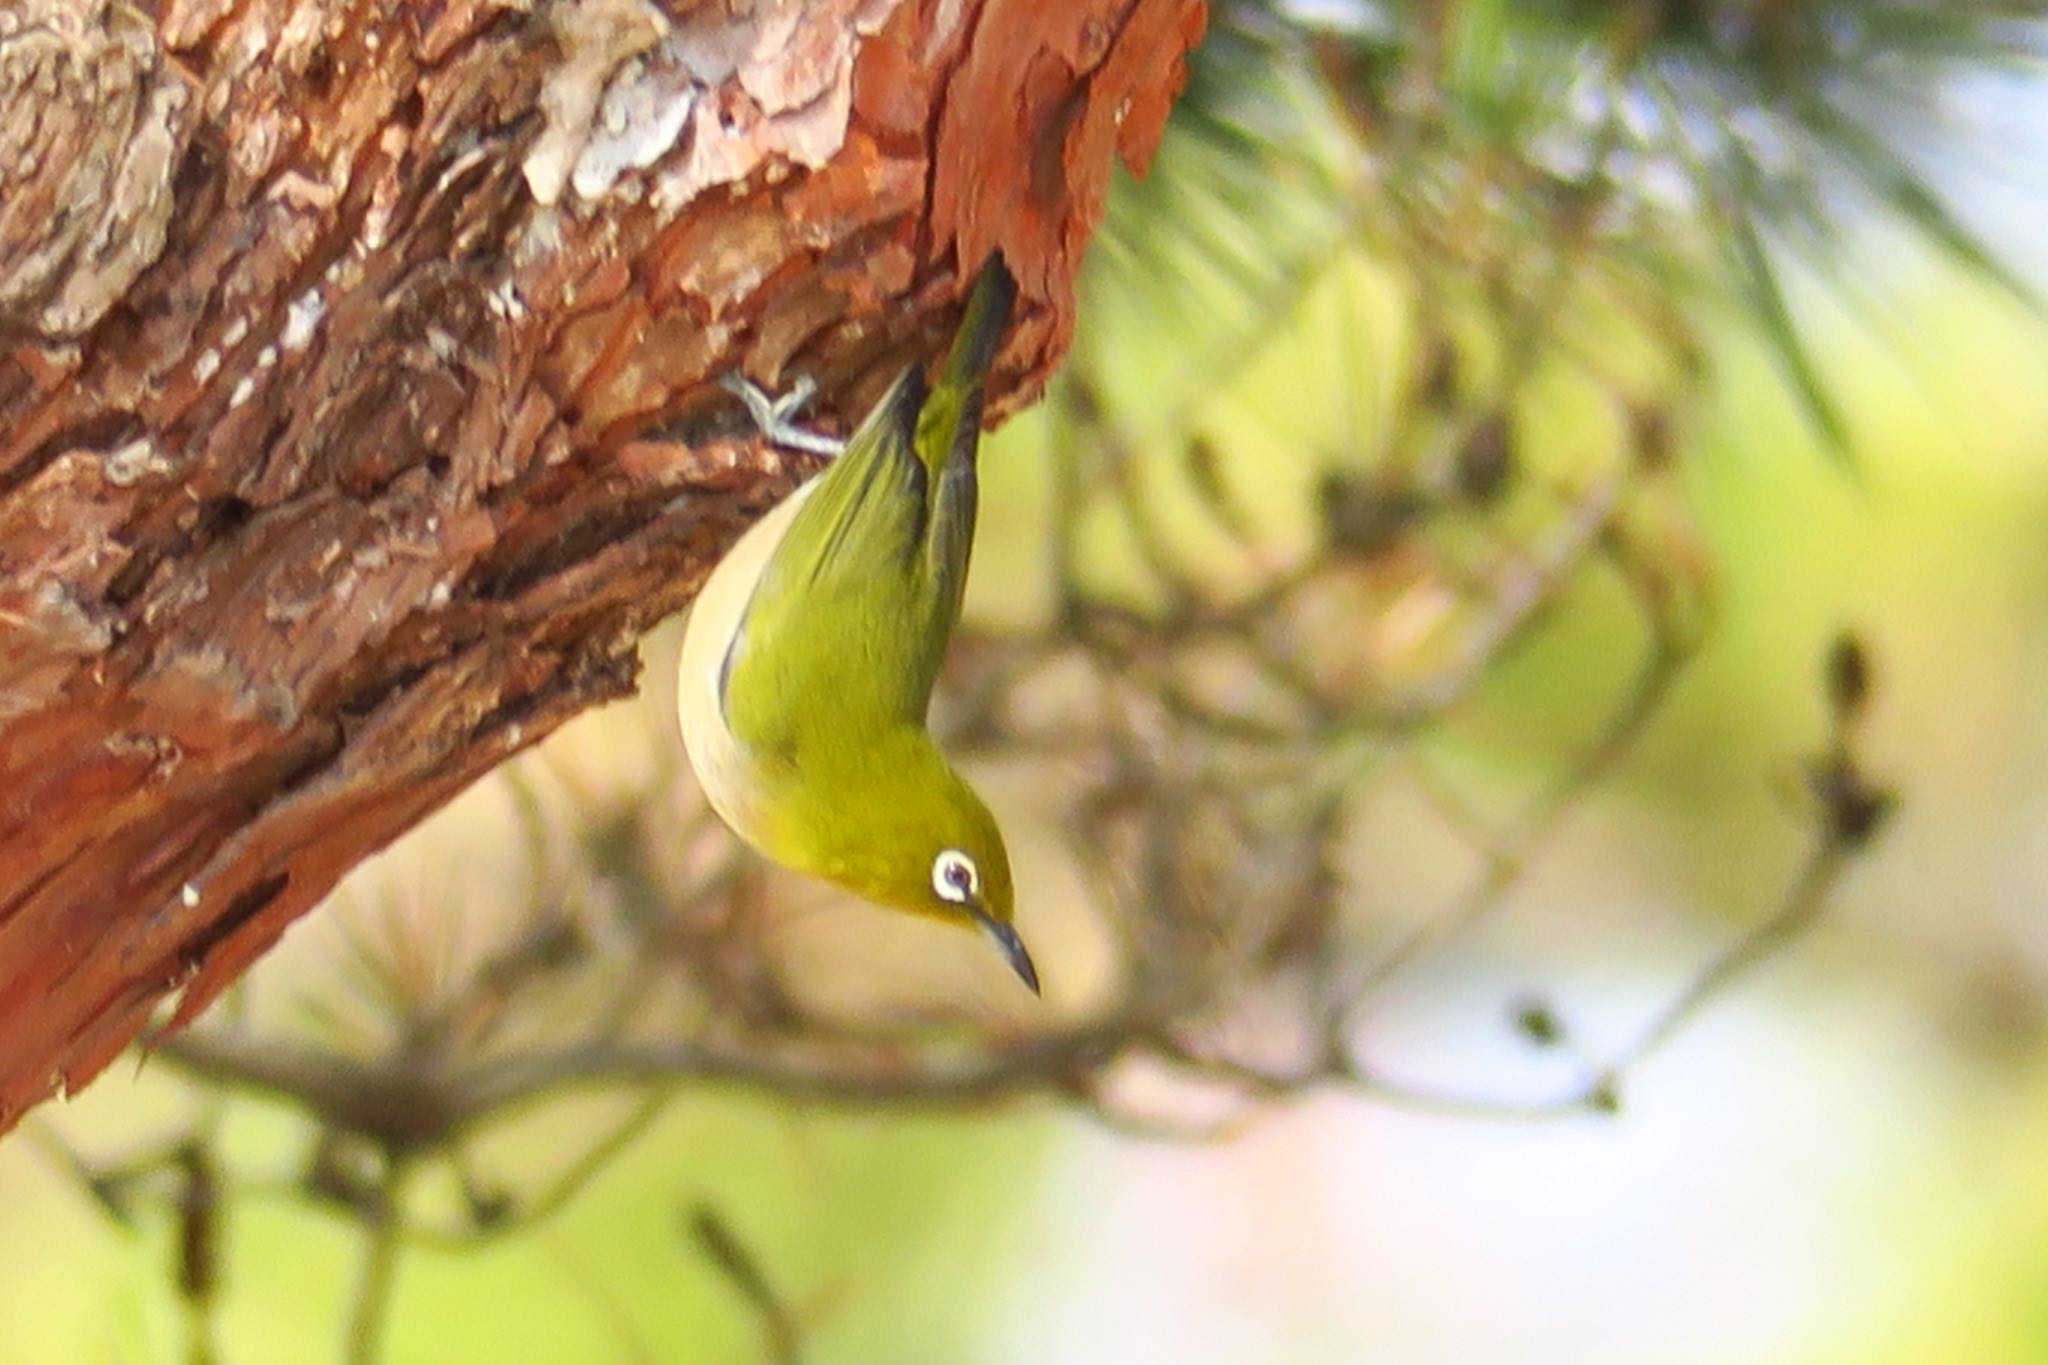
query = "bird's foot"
xmin=719 ymin=371 xmax=847 ymax=459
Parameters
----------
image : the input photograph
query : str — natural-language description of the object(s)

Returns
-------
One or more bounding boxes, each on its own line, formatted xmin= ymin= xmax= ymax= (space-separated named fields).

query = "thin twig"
xmin=1597 ymin=834 xmax=1856 ymax=1085
xmin=346 ymin=1159 xmax=410 ymax=1365
xmin=689 ymin=1203 xmax=807 ymax=1365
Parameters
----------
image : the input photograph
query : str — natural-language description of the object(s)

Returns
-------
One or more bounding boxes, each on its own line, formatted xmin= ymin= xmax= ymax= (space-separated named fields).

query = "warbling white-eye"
xmin=675 ymin=254 xmax=1038 ymax=993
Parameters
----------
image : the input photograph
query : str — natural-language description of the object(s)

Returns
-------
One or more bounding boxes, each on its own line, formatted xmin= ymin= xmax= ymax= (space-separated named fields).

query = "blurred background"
xmin=5 ymin=1 xmax=2048 ymax=1361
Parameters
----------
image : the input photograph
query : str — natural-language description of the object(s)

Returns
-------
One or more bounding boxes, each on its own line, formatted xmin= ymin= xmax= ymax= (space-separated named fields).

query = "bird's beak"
xmin=969 ymin=905 xmax=1040 ymax=996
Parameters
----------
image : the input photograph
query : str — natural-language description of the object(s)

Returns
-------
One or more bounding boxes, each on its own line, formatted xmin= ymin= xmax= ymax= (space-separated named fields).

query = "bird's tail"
xmin=916 ymin=253 xmax=1017 ymax=471
xmin=940 ymin=252 xmax=1017 ymax=398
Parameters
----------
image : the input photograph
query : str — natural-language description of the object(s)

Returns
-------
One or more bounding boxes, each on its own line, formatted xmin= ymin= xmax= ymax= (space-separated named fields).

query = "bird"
xmin=675 ymin=254 xmax=1038 ymax=993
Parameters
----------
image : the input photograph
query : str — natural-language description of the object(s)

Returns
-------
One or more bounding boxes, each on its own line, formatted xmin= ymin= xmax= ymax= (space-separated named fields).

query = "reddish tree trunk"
xmin=0 ymin=0 xmax=1202 ymax=1132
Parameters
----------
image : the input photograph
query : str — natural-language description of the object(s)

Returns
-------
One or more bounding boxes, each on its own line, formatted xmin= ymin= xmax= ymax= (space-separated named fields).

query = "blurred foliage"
xmin=1160 ymin=0 xmax=2048 ymax=448
xmin=7 ymin=2 xmax=2047 ymax=1362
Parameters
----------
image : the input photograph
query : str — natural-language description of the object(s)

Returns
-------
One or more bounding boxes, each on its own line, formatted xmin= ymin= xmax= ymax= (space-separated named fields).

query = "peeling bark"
xmin=0 ymin=0 xmax=1203 ymax=1132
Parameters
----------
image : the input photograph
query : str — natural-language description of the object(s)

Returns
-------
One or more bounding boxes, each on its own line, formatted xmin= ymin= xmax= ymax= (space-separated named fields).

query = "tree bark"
xmin=0 ymin=0 xmax=1203 ymax=1132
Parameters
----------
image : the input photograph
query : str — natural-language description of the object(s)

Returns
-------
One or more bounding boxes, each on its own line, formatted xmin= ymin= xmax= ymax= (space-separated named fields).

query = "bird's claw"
xmin=719 ymin=371 xmax=846 ymax=459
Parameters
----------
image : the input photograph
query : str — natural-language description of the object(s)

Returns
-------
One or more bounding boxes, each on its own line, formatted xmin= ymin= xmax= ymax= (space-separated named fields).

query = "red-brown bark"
xmin=0 ymin=0 xmax=1202 ymax=1132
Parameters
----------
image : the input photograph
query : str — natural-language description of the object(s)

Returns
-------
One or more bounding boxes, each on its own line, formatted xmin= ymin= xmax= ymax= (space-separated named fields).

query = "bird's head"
xmin=799 ymin=751 xmax=1035 ymax=994
xmin=915 ymin=772 xmax=1033 ymax=993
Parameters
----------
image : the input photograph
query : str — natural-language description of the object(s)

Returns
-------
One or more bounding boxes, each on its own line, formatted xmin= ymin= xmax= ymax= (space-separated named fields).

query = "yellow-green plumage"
xmin=676 ymin=256 xmax=1035 ymax=991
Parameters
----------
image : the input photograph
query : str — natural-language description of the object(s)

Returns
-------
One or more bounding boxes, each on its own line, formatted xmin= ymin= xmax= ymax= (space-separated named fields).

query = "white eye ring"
xmin=932 ymin=848 xmax=980 ymax=904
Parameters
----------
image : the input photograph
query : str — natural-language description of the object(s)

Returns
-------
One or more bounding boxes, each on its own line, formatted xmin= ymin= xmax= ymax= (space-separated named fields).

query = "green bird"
xmin=676 ymin=255 xmax=1037 ymax=992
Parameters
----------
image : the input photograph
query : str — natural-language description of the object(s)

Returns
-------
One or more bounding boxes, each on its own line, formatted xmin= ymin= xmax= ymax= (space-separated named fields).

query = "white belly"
xmin=676 ymin=478 xmax=817 ymax=848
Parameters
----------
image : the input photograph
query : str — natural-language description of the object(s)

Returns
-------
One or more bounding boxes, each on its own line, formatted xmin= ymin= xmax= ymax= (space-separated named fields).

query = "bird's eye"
xmin=931 ymin=848 xmax=980 ymax=904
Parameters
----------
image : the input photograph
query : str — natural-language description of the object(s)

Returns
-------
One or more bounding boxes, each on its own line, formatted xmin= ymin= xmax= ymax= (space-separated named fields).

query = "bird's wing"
xmin=781 ymin=371 xmax=932 ymax=601
xmin=911 ymin=417 xmax=978 ymax=692
xmin=721 ymin=371 xmax=935 ymax=752
xmin=721 ymin=256 xmax=1017 ymax=752
xmin=906 ymin=256 xmax=1015 ymax=692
